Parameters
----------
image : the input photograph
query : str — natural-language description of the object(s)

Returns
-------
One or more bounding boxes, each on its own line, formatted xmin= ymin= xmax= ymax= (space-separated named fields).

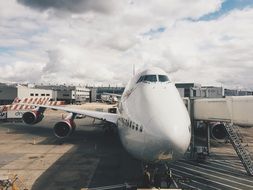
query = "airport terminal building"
xmin=35 ymin=85 xmax=91 ymax=104
xmin=0 ymin=84 xmax=91 ymax=105
xmin=0 ymin=84 xmax=53 ymax=105
xmin=175 ymin=83 xmax=253 ymax=98
xmin=1 ymin=82 xmax=253 ymax=105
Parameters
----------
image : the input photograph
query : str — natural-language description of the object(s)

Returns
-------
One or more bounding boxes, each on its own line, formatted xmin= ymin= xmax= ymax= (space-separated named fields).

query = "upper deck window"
xmin=158 ymin=75 xmax=169 ymax=82
xmin=137 ymin=75 xmax=157 ymax=83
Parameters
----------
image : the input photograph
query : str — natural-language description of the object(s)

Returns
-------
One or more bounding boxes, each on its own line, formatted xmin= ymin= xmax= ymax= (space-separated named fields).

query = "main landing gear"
xmin=103 ymin=123 xmax=116 ymax=135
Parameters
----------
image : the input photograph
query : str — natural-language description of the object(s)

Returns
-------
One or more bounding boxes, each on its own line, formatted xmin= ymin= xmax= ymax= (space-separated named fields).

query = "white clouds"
xmin=41 ymin=42 xmax=121 ymax=84
xmin=0 ymin=0 xmax=253 ymax=88
xmin=0 ymin=61 xmax=44 ymax=83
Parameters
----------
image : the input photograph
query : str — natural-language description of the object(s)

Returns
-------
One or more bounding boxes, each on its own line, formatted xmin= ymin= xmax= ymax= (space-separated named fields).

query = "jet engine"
xmin=210 ymin=123 xmax=228 ymax=141
xmin=22 ymin=111 xmax=44 ymax=124
xmin=53 ymin=119 xmax=76 ymax=138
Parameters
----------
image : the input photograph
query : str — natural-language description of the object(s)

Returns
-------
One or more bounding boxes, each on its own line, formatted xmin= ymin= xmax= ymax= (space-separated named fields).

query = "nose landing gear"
xmin=140 ymin=162 xmax=178 ymax=189
xmin=142 ymin=165 xmax=151 ymax=188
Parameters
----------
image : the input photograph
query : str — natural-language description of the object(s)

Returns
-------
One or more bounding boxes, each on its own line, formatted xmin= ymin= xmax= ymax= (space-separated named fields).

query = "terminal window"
xmin=46 ymin=94 xmax=50 ymax=96
xmin=35 ymin=94 xmax=38 ymax=96
xmin=41 ymin=94 xmax=45 ymax=96
xmin=30 ymin=93 xmax=34 ymax=96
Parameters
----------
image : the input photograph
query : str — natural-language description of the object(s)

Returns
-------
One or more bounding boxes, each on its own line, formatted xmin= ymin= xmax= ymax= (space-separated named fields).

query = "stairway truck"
xmin=224 ymin=123 xmax=253 ymax=176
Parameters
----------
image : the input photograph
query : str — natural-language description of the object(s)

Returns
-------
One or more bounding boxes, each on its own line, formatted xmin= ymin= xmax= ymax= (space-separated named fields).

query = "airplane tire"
xmin=142 ymin=171 xmax=151 ymax=188
xmin=153 ymin=172 xmax=162 ymax=188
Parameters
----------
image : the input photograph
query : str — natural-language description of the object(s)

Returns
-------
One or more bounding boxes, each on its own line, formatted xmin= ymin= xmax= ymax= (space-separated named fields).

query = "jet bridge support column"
xmin=186 ymin=98 xmax=210 ymax=160
xmin=206 ymin=122 xmax=210 ymax=156
xmin=189 ymin=98 xmax=195 ymax=159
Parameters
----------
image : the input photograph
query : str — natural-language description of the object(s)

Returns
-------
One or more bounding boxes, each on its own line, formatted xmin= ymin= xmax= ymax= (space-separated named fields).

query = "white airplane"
xmin=22 ymin=67 xmax=191 ymax=163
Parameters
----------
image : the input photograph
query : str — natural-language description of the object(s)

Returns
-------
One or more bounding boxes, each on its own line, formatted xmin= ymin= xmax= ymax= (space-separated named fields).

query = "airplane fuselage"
xmin=117 ymin=67 xmax=191 ymax=163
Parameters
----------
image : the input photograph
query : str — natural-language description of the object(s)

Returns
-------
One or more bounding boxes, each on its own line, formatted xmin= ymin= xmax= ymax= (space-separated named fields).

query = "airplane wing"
xmin=22 ymin=104 xmax=118 ymax=124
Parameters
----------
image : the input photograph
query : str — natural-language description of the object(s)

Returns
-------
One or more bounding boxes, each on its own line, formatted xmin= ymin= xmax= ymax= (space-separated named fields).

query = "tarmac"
xmin=0 ymin=103 xmax=253 ymax=190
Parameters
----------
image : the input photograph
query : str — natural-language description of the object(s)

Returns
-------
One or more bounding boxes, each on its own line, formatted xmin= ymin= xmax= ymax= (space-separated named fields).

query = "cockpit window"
xmin=137 ymin=75 xmax=157 ymax=83
xmin=143 ymin=75 xmax=157 ymax=82
xmin=137 ymin=76 xmax=144 ymax=83
xmin=158 ymin=75 xmax=169 ymax=82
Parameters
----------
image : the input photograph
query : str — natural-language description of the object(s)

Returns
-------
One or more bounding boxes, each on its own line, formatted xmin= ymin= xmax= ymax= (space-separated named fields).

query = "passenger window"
xmin=158 ymin=75 xmax=169 ymax=82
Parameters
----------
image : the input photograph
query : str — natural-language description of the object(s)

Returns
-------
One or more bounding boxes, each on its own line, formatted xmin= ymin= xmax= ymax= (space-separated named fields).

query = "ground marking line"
xmin=174 ymin=164 xmax=253 ymax=188
xmin=173 ymin=173 xmax=220 ymax=190
xmin=171 ymin=168 xmax=242 ymax=190
xmin=185 ymin=160 xmax=251 ymax=183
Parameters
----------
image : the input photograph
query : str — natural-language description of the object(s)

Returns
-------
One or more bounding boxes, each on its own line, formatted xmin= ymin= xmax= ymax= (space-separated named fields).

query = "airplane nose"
xmin=167 ymin=123 xmax=191 ymax=155
xmin=145 ymin=90 xmax=191 ymax=157
xmin=149 ymin=114 xmax=191 ymax=156
xmin=137 ymin=84 xmax=191 ymax=161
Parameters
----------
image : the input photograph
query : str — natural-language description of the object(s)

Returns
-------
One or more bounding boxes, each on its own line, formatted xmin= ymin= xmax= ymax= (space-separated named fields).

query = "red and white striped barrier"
xmin=0 ymin=97 xmax=65 ymax=112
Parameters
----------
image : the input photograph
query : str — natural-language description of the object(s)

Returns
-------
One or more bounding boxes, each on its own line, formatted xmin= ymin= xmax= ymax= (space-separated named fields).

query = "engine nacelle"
xmin=53 ymin=119 xmax=76 ymax=138
xmin=210 ymin=123 xmax=228 ymax=141
xmin=22 ymin=111 xmax=44 ymax=125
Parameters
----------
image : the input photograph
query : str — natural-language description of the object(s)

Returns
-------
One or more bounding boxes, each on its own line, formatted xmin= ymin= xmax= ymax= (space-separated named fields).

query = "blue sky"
xmin=0 ymin=47 xmax=13 ymax=53
xmin=142 ymin=0 xmax=253 ymax=37
xmin=142 ymin=27 xmax=166 ymax=37
xmin=200 ymin=0 xmax=253 ymax=20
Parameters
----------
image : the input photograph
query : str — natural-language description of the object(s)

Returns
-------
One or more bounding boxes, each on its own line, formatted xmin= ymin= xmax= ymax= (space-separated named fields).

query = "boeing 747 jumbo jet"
xmin=22 ymin=67 xmax=191 ymax=164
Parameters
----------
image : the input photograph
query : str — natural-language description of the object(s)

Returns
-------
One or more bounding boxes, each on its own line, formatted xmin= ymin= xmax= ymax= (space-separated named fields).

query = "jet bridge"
xmin=184 ymin=96 xmax=253 ymax=176
xmin=193 ymin=96 xmax=253 ymax=126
